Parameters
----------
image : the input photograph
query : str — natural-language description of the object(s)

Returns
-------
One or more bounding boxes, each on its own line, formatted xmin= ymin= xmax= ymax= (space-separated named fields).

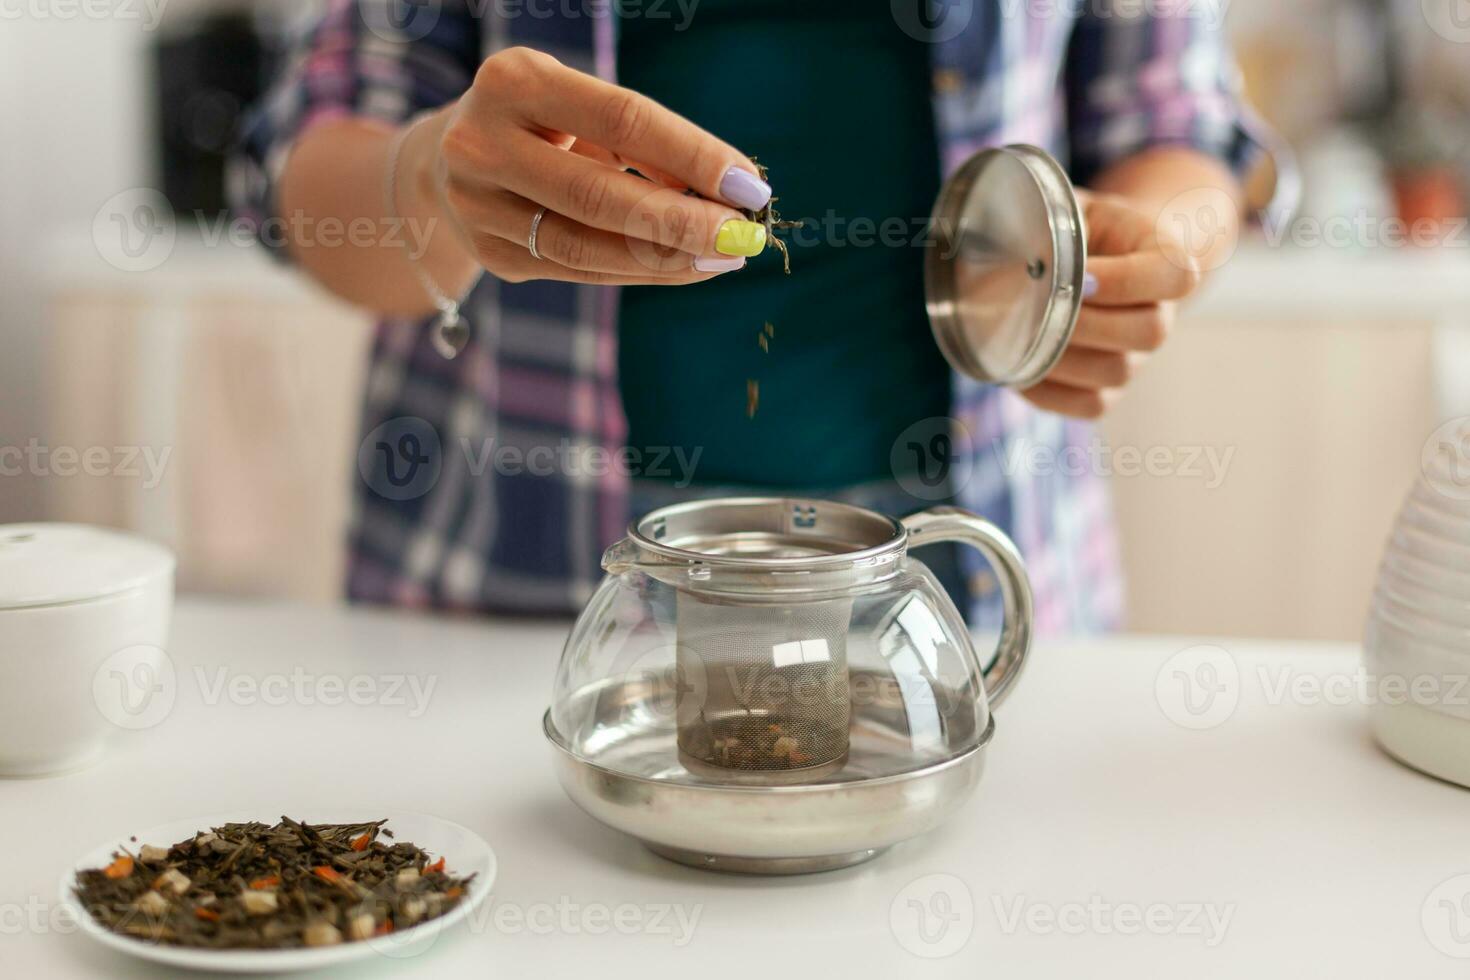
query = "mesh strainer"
xmin=674 ymin=592 xmax=854 ymax=783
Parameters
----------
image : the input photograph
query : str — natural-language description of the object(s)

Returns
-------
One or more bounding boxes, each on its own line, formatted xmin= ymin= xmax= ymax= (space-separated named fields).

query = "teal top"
xmin=615 ymin=0 xmax=950 ymax=489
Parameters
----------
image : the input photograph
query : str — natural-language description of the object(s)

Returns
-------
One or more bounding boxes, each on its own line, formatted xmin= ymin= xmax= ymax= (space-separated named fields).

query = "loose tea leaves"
xmin=743 ymin=160 xmax=803 ymax=274
xmin=678 ymin=159 xmax=802 ymax=273
xmin=72 ymin=818 xmax=475 ymax=950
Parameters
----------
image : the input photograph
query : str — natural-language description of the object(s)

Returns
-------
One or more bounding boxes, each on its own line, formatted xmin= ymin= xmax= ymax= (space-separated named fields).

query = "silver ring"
xmin=527 ymin=206 xmax=547 ymax=260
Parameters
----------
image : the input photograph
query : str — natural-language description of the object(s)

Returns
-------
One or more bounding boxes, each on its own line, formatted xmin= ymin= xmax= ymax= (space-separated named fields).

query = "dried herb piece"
xmin=677 ymin=159 xmax=802 ymax=273
xmin=72 ymin=818 xmax=475 ymax=951
xmin=743 ymin=160 xmax=803 ymax=274
xmin=746 ymin=379 xmax=760 ymax=419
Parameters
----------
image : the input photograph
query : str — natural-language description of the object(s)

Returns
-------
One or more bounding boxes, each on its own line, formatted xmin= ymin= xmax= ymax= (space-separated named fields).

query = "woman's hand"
xmin=1020 ymin=190 xmax=1203 ymax=419
xmin=404 ymin=46 xmax=772 ymax=286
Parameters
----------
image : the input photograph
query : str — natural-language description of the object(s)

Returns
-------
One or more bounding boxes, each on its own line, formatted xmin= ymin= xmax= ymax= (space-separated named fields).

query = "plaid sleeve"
xmin=1063 ymin=0 xmax=1266 ymax=187
xmin=229 ymin=1 xmax=482 ymax=256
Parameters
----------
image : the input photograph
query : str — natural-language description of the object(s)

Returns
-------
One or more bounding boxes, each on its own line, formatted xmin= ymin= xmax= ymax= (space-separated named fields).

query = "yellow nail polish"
xmin=716 ymin=220 xmax=767 ymax=258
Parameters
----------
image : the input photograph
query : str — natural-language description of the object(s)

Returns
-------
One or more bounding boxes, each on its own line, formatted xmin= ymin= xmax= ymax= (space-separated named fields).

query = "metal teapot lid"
xmin=925 ymin=144 xmax=1087 ymax=388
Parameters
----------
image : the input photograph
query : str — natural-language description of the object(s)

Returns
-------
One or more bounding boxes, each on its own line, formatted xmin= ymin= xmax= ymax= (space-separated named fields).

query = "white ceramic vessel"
xmin=1364 ymin=432 xmax=1470 ymax=789
xmin=0 ymin=523 xmax=174 ymax=776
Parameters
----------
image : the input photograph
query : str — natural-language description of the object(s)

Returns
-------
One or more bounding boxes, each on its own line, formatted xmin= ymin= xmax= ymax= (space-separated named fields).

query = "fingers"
xmin=510 ymin=51 xmax=766 ymax=208
xmin=567 ymin=138 xmax=625 ymax=169
xmin=489 ymin=130 xmax=759 ymax=257
xmin=1069 ymin=304 xmax=1174 ymax=353
xmin=1079 ymin=192 xmax=1203 ymax=307
xmin=1086 ymin=250 xmax=1200 ymax=307
xmin=1041 ymin=346 xmax=1141 ymax=391
xmin=1019 ymin=380 xmax=1121 ymax=421
xmin=449 ymin=182 xmax=724 ymax=278
xmin=474 ymin=234 xmax=729 ymax=287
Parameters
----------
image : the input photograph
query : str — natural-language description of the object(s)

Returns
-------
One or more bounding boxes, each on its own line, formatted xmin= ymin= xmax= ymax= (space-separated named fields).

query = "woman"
xmin=234 ymin=0 xmax=1263 ymax=631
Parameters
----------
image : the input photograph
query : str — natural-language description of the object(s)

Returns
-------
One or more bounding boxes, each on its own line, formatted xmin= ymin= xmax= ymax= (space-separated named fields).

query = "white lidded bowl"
xmin=1364 ymin=433 xmax=1470 ymax=789
xmin=0 ymin=524 xmax=174 ymax=777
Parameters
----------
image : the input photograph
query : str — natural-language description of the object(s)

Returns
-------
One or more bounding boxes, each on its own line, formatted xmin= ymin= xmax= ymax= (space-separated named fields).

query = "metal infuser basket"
xmin=674 ymin=591 xmax=854 ymax=784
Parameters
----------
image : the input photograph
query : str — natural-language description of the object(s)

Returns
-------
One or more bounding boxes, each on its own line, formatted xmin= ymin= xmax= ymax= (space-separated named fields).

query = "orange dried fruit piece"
xmin=103 ymin=855 xmax=134 ymax=880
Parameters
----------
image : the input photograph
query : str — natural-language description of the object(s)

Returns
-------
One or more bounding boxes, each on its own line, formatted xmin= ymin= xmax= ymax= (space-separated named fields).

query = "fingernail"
xmin=716 ymin=220 xmax=767 ymax=257
xmin=719 ymin=166 xmax=771 ymax=211
xmin=1082 ymin=272 xmax=1099 ymax=298
xmin=694 ymin=256 xmax=746 ymax=273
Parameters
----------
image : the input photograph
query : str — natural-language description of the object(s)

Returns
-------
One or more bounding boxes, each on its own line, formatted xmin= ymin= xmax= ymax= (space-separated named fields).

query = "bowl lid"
xmin=925 ymin=144 xmax=1087 ymax=387
xmin=0 ymin=523 xmax=175 ymax=610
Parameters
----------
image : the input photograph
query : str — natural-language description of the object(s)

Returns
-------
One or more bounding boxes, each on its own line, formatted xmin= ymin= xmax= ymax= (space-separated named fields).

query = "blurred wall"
xmin=0 ymin=17 xmax=151 ymax=521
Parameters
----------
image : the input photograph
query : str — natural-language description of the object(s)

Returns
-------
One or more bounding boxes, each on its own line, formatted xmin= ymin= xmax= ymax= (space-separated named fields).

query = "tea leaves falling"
xmin=72 ymin=817 xmax=475 ymax=950
xmin=747 ymin=323 xmax=776 ymax=419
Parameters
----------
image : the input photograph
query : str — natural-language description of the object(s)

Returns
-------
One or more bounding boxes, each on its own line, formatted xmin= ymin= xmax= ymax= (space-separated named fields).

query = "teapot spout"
xmin=601 ymin=538 xmax=640 ymax=575
xmin=601 ymin=537 xmax=694 ymax=586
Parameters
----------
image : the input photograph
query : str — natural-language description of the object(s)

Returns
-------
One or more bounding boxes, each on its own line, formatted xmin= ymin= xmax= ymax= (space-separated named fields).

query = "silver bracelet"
xmin=386 ymin=113 xmax=476 ymax=359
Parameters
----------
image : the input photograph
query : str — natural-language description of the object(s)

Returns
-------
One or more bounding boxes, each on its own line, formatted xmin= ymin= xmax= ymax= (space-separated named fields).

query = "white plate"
xmin=59 ymin=810 xmax=496 ymax=974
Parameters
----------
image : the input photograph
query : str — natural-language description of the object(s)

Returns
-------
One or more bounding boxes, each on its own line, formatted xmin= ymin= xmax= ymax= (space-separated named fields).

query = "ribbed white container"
xmin=1364 ymin=429 xmax=1470 ymax=789
xmin=0 ymin=524 xmax=174 ymax=776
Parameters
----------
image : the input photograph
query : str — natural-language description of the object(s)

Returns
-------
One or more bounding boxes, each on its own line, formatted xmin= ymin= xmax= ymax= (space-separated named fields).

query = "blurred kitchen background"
xmin=1 ymin=0 xmax=1468 ymax=640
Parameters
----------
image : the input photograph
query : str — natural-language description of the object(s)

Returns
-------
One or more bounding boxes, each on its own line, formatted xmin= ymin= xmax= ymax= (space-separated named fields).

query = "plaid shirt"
xmin=234 ymin=0 xmax=1263 ymax=632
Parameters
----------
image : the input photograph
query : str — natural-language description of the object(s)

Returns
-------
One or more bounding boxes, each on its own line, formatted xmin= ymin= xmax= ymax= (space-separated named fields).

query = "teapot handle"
xmin=901 ymin=508 xmax=1034 ymax=710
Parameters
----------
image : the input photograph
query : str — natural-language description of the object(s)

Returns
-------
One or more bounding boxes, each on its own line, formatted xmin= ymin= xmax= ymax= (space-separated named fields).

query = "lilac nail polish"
xmin=1082 ymin=272 xmax=1099 ymax=298
xmin=719 ymin=167 xmax=772 ymax=211
xmin=694 ymin=256 xmax=746 ymax=273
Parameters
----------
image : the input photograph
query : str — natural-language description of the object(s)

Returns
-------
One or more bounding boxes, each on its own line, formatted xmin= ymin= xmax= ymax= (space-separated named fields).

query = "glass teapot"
xmin=544 ymin=496 xmax=1034 ymax=874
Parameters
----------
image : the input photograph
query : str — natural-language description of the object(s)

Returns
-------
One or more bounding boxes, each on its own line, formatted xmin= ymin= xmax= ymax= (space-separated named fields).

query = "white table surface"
xmin=5 ymin=598 xmax=1467 ymax=978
